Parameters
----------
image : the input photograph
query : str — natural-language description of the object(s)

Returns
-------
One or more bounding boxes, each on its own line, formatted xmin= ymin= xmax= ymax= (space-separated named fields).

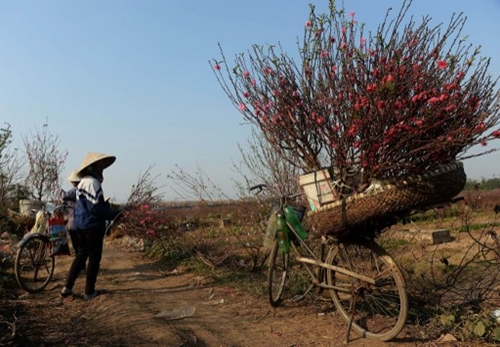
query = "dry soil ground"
xmin=3 ymin=233 xmax=493 ymax=347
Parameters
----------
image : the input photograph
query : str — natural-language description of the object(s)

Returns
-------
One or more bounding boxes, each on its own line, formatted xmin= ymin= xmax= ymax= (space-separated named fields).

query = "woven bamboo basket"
xmin=304 ymin=161 xmax=466 ymax=237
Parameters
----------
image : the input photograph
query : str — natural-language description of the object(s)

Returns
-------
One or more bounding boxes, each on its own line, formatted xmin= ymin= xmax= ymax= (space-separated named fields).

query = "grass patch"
xmin=379 ymin=238 xmax=409 ymax=252
xmin=210 ymin=268 xmax=266 ymax=297
xmin=454 ymin=222 xmax=500 ymax=233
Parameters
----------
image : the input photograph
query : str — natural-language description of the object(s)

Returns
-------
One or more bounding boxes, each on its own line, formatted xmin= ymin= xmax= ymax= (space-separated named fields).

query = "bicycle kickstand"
xmin=345 ymin=292 xmax=358 ymax=344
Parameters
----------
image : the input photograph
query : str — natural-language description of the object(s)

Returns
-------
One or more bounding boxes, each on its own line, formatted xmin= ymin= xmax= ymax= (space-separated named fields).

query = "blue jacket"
xmin=74 ymin=176 xmax=118 ymax=231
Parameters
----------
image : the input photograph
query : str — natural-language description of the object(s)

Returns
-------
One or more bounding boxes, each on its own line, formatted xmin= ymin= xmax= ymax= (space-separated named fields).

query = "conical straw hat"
xmin=67 ymin=170 xmax=81 ymax=183
xmin=76 ymin=152 xmax=116 ymax=176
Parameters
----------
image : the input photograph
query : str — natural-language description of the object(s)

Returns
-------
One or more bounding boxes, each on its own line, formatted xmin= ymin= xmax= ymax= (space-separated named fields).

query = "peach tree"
xmin=212 ymin=0 xmax=500 ymax=192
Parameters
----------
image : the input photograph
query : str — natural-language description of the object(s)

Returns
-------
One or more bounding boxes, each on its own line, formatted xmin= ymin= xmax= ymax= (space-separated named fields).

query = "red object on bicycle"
xmin=48 ymin=217 xmax=66 ymax=239
xmin=48 ymin=217 xmax=70 ymax=256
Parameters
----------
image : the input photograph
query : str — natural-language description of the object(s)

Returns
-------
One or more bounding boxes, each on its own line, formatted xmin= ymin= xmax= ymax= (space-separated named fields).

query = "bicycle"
xmin=14 ymin=204 xmax=123 ymax=293
xmin=252 ymin=184 xmax=408 ymax=343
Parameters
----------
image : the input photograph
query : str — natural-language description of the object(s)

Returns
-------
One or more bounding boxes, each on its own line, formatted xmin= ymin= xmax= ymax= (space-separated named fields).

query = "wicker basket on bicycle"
xmin=303 ymin=161 xmax=466 ymax=238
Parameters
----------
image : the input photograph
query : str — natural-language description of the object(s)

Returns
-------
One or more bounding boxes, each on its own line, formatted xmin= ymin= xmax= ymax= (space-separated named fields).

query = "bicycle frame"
xmin=285 ymin=220 xmax=375 ymax=294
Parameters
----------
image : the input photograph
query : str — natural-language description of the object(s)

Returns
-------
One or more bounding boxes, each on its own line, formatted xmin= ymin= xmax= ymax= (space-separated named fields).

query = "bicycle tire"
xmin=15 ymin=234 xmax=55 ymax=293
xmin=267 ymin=239 xmax=289 ymax=307
xmin=325 ymin=240 xmax=408 ymax=341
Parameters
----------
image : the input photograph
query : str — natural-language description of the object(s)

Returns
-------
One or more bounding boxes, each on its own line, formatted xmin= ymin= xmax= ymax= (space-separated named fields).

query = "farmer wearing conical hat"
xmin=60 ymin=170 xmax=85 ymax=266
xmin=61 ymin=152 xmax=120 ymax=300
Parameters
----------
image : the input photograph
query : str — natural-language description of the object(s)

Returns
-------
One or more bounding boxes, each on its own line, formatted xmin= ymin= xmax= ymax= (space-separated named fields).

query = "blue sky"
xmin=1 ymin=0 xmax=500 ymax=202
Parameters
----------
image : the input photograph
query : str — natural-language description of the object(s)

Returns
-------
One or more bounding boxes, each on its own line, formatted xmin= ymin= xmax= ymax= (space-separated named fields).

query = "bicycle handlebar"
xmin=105 ymin=209 xmax=126 ymax=236
xmin=249 ymin=183 xmax=304 ymax=207
xmin=249 ymin=184 xmax=267 ymax=194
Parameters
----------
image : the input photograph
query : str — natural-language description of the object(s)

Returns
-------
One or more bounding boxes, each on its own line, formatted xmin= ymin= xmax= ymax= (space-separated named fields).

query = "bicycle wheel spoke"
xmin=364 ymin=291 xmax=400 ymax=320
xmin=326 ymin=241 xmax=408 ymax=341
xmin=15 ymin=235 xmax=55 ymax=293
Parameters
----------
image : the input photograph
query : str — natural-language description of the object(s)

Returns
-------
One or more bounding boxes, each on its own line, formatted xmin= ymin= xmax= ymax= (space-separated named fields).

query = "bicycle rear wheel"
xmin=15 ymin=234 xmax=55 ymax=293
xmin=325 ymin=240 xmax=408 ymax=341
xmin=267 ymin=239 xmax=289 ymax=307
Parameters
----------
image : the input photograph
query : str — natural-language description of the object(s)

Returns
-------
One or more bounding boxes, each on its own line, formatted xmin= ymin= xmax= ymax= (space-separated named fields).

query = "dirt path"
xmin=18 ymin=239 xmax=454 ymax=347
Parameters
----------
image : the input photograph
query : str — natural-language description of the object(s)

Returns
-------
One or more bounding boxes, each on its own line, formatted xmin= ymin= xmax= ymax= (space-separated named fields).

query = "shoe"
xmin=84 ymin=289 xmax=106 ymax=301
xmin=60 ymin=287 xmax=73 ymax=298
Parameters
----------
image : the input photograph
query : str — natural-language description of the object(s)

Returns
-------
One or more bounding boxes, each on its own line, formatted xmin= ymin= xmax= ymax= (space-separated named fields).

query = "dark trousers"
xmin=64 ymin=227 xmax=105 ymax=295
xmin=68 ymin=229 xmax=79 ymax=255
xmin=69 ymin=229 xmax=86 ymax=271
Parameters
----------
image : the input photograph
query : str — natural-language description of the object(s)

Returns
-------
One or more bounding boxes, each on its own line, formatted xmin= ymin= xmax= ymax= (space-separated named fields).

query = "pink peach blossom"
xmin=427 ymin=97 xmax=440 ymax=104
xmin=437 ymin=60 xmax=447 ymax=69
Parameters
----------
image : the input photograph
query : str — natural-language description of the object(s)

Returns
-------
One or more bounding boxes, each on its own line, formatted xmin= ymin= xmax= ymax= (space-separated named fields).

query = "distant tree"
xmin=0 ymin=123 xmax=25 ymax=211
xmin=465 ymin=177 xmax=500 ymax=191
xmin=23 ymin=121 xmax=67 ymax=201
xmin=481 ymin=177 xmax=500 ymax=190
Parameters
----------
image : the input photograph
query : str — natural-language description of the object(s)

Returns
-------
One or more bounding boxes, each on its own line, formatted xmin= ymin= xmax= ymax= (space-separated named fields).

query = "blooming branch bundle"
xmin=213 ymin=0 xmax=500 ymax=193
xmin=120 ymin=166 xmax=167 ymax=239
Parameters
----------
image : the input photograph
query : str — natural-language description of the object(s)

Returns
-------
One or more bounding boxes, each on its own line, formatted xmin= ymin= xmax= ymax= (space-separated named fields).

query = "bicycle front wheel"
xmin=267 ymin=239 xmax=289 ymax=307
xmin=325 ymin=240 xmax=408 ymax=341
xmin=15 ymin=234 xmax=55 ymax=293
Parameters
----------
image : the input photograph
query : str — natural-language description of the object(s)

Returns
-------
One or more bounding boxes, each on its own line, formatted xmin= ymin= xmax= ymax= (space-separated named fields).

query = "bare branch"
xmin=22 ymin=120 xmax=67 ymax=201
